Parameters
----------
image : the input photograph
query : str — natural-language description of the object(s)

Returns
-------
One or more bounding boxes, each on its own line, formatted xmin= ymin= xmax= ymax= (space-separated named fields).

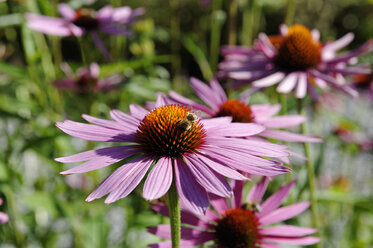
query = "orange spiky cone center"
xmin=274 ymin=24 xmax=322 ymax=72
xmin=216 ymin=100 xmax=255 ymax=123
xmin=215 ymin=208 xmax=261 ymax=248
xmin=136 ymin=105 xmax=206 ymax=158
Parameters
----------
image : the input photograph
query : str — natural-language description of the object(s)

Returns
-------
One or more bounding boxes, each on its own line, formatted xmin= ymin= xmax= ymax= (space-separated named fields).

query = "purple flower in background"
xmin=148 ymin=177 xmax=320 ymax=248
xmin=54 ymin=63 xmax=123 ymax=93
xmin=161 ymin=77 xmax=321 ymax=143
xmin=219 ymin=24 xmax=373 ymax=99
xmin=55 ymin=97 xmax=291 ymax=215
xmin=0 ymin=198 xmax=9 ymax=224
xmin=26 ymin=4 xmax=144 ymax=60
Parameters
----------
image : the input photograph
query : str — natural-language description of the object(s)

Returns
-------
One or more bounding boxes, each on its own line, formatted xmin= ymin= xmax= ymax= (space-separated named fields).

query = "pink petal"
xmin=260 ymin=225 xmax=317 ymax=237
xmin=174 ymin=158 xmax=209 ymax=216
xmin=59 ymin=148 xmax=141 ymax=175
xmin=232 ymin=180 xmax=244 ymax=208
xmin=109 ymin=109 xmax=139 ymax=126
xmin=251 ymin=104 xmax=281 ymax=120
xmin=196 ymin=153 xmax=247 ymax=180
xmin=190 ymin=77 xmax=222 ymax=111
xmin=253 ymin=72 xmax=285 ymax=87
xmin=248 ymin=177 xmax=269 ymax=203
xmin=260 ymin=130 xmax=323 ymax=143
xmin=184 ymin=155 xmax=232 ymax=198
xmin=168 ymin=90 xmax=216 ymax=116
xmin=129 ymin=104 xmax=148 ymax=120
xmin=258 ymin=180 xmax=296 ymax=217
xmin=143 ymin=157 xmax=172 ymax=200
xmin=58 ymin=3 xmax=76 ymax=20
xmin=104 ymin=158 xmax=153 ymax=203
xmin=259 ymin=201 xmax=310 ymax=225
xmin=85 ymin=156 xmax=146 ymax=201
xmin=207 ymin=123 xmax=265 ymax=137
xmin=263 ymin=236 xmax=320 ymax=245
xmin=276 ymin=72 xmax=298 ymax=93
xmin=209 ymin=193 xmax=230 ymax=213
xmin=81 ymin=114 xmax=133 ymax=132
xmin=323 ymin=33 xmax=354 ymax=52
xmin=295 ymin=73 xmax=307 ymax=98
xmin=260 ymin=115 xmax=306 ymax=129
xmin=209 ymin=78 xmax=227 ymax=103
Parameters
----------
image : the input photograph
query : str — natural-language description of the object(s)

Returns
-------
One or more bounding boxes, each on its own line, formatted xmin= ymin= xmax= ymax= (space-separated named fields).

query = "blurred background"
xmin=0 ymin=0 xmax=372 ymax=247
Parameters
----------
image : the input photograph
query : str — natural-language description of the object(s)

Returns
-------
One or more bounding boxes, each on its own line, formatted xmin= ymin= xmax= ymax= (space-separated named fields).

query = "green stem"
xmin=209 ymin=0 xmax=224 ymax=73
xmin=227 ymin=0 xmax=237 ymax=45
xmin=168 ymin=165 xmax=180 ymax=248
xmin=284 ymin=0 xmax=296 ymax=26
xmin=242 ymin=0 xmax=255 ymax=46
xmin=297 ymin=99 xmax=320 ymax=244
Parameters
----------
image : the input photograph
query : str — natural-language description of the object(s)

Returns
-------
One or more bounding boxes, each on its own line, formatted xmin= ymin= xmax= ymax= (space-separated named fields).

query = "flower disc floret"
xmin=215 ymin=208 xmax=261 ymax=248
xmin=73 ymin=9 xmax=99 ymax=30
xmin=216 ymin=99 xmax=254 ymax=123
xmin=276 ymin=24 xmax=321 ymax=71
xmin=136 ymin=105 xmax=206 ymax=158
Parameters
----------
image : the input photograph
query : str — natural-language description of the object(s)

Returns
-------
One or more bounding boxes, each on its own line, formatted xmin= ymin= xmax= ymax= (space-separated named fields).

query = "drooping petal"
xmin=81 ymin=114 xmax=132 ymax=132
xmin=276 ymin=72 xmax=298 ymax=93
xmin=232 ymin=180 xmax=244 ymax=208
xmin=109 ymin=109 xmax=139 ymax=127
xmin=104 ymin=158 xmax=153 ymax=203
xmin=129 ymin=104 xmax=148 ymax=120
xmin=209 ymin=78 xmax=227 ymax=103
xmin=295 ymin=72 xmax=307 ymax=98
xmin=143 ymin=157 xmax=172 ymax=200
xmin=174 ymin=158 xmax=209 ymax=216
xmin=168 ymin=90 xmax=216 ymax=116
xmin=184 ymin=155 xmax=232 ymax=198
xmin=253 ymin=72 xmax=286 ymax=87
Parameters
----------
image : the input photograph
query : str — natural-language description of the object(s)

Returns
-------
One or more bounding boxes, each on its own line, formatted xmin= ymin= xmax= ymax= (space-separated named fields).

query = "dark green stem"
xmin=168 ymin=163 xmax=180 ymax=248
xmin=284 ymin=0 xmax=296 ymax=26
xmin=242 ymin=0 xmax=255 ymax=46
xmin=209 ymin=0 xmax=224 ymax=72
xmin=297 ymin=99 xmax=320 ymax=240
xmin=227 ymin=0 xmax=237 ymax=45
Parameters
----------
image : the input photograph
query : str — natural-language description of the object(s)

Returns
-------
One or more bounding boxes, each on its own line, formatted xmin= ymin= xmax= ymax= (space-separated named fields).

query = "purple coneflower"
xmin=55 ymin=97 xmax=291 ymax=215
xmin=148 ymin=177 xmax=320 ymax=248
xmin=0 ymin=198 xmax=9 ymax=224
xmin=26 ymin=4 xmax=144 ymax=60
xmin=219 ymin=24 xmax=372 ymax=99
xmin=161 ymin=77 xmax=321 ymax=143
xmin=54 ymin=63 xmax=123 ymax=93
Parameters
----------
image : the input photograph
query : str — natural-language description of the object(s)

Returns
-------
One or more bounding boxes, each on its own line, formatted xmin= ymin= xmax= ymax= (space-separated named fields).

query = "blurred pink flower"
xmin=159 ymin=77 xmax=322 ymax=143
xmin=26 ymin=4 xmax=144 ymax=60
xmin=148 ymin=177 xmax=320 ymax=247
xmin=0 ymin=198 xmax=9 ymax=224
xmin=55 ymin=98 xmax=290 ymax=215
xmin=219 ymin=24 xmax=372 ymax=99
xmin=54 ymin=63 xmax=123 ymax=93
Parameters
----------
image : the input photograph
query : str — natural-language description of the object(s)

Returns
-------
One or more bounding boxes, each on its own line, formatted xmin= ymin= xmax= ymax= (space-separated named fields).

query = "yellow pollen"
xmin=135 ymin=105 xmax=206 ymax=158
xmin=275 ymin=24 xmax=321 ymax=71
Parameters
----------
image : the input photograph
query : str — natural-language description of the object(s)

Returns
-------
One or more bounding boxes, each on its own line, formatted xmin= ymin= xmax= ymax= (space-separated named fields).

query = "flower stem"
xmin=227 ymin=0 xmax=238 ymax=45
xmin=209 ymin=0 xmax=224 ymax=72
xmin=297 ymin=99 xmax=320 ymax=232
xmin=168 ymin=170 xmax=180 ymax=248
xmin=284 ymin=0 xmax=296 ymax=26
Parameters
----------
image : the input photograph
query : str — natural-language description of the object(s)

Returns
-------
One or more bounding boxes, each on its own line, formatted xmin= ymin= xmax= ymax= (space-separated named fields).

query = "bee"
xmin=241 ymin=201 xmax=262 ymax=213
xmin=177 ymin=112 xmax=198 ymax=132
